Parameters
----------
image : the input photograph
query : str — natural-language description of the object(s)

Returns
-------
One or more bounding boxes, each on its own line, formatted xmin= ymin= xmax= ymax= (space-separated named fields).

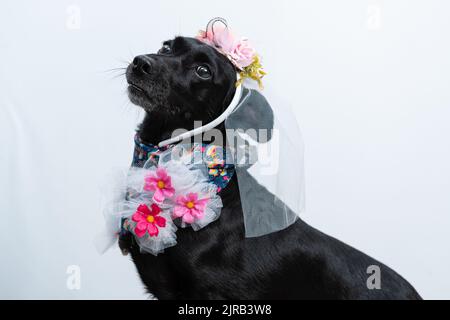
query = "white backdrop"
xmin=1 ymin=0 xmax=449 ymax=299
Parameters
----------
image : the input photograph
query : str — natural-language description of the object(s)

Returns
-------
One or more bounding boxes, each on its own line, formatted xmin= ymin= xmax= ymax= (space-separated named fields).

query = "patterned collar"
xmin=132 ymin=133 xmax=235 ymax=191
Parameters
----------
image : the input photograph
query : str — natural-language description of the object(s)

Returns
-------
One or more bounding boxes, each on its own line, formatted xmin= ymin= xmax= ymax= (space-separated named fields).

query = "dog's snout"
xmin=132 ymin=55 xmax=153 ymax=75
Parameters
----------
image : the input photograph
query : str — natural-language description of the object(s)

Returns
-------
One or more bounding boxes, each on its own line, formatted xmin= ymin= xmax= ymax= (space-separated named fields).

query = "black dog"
xmin=123 ymin=36 xmax=421 ymax=299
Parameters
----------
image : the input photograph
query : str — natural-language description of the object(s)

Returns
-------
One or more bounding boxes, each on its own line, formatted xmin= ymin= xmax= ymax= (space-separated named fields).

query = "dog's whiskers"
xmin=110 ymin=72 xmax=126 ymax=80
xmin=103 ymin=67 xmax=127 ymax=73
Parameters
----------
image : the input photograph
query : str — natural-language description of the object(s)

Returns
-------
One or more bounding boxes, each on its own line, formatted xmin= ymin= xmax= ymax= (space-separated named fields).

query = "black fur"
xmin=124 ymin=36 xmax=421 ymax=299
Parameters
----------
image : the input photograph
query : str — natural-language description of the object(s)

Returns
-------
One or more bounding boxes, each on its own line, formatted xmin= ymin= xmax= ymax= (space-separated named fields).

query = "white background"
xmin=1 ymin=0 xmax=449 ymax=299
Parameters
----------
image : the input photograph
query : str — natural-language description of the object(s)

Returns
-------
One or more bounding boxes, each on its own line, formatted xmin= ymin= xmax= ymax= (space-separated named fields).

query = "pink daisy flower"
xmin=173 ymin=193 xmax=209 ymax=224
xmin=132 ymin=203 xmax=166 ymax=238
xmin=144 ymin=168 xmax=175 ymax=203
xmin=196 ymin=20 xmax=255 ymax=70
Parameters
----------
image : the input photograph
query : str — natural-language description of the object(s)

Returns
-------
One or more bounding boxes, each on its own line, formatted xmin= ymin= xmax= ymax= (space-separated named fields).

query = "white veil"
xmin=225 ymin=86 xmax=306 ymax=237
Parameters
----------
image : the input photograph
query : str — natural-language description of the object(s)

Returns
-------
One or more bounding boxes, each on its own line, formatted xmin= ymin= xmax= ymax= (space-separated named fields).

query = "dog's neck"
xmin=138 ymin=112 xmax=226 ymax=146
xmin=137 ymin=86 xmax=235 ymax=146
xmin=137 ymin=112 xmax=184 ymax=145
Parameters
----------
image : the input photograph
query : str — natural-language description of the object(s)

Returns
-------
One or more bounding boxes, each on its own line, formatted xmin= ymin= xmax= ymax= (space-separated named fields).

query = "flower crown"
xmin=196 ymin=18 xmax=266 ymax=88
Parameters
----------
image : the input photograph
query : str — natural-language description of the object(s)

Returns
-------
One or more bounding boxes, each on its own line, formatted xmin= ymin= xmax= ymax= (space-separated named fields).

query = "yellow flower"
xmin=236 ymin=55 xmax=266 ymax=89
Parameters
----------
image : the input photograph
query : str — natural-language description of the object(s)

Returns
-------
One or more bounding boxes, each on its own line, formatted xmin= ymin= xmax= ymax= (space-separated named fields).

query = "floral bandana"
xmin=114 ymin=134 xmax=235 ymax=255
xmin=132 ymin=134 xmax=234 ymax=191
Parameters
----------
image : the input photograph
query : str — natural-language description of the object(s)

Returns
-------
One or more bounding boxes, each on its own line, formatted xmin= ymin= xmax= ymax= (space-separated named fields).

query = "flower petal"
xmin=153 ymin=189 xmax=165 ymax=203
xmin=143 ymin=175 xmax=158 ymax=191
xmin=147 ymin=223 xmax=159 ymax=237
xmin=176 ymin=195 xmax=187 ymax=206
xmin=145 ymin=175 xmax=158 ymax=184
xmin=134 ymin=221 xmax=148 ymax=238
xmin=132 ymin=212 xmax=145 ymax=223
xmin=182 ymin=212 xmax=195 ymax=224
xmin=136 ymin=220 xmax=148 ymax=230
xmin=187 ymin=193 xmax=198 ymax=202
xmin=150 ymin=203 xmax=161 ymax=216
xmin=173 ymin=205 xmax=189 ymax=218
xmin=154 ymin=216 xmax=166 ymax=228
xmin=195 ymin=198 xmax=209 ymax=210
xmin=134 ymin=227 xmax=146 ymax=238
xmin=156 ymin=167 xmax=168 ymax=180
xmin=190 ymin=208 xmax=204 ymax=219
xmin=143 ymin=182 xmax=156 ymax=191
xmin=163 ymin=187 xmax=175 ymax=198
xmin=137 ymin=204 xmax=151 ymax=216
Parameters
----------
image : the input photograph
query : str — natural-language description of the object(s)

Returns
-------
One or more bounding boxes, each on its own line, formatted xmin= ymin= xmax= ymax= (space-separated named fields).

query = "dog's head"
xmin=126 ymin=36 xmax=273 ymax=144
xmin=127 ymin=37 xmax=236 ymax=125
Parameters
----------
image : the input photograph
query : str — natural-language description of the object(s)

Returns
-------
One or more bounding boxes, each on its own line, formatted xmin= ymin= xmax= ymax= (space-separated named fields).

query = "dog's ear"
xmin=226 ymin=88 xmax=274 ymax=142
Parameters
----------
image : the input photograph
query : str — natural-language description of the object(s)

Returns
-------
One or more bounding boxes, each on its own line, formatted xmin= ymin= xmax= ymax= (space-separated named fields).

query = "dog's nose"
xmin=132 ymin=55 xmax=152 ymax=74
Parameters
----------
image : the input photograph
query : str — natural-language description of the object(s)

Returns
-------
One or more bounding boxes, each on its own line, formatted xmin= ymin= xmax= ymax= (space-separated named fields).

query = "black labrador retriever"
xmin=122 ymin=36 xmax=421 ymax=299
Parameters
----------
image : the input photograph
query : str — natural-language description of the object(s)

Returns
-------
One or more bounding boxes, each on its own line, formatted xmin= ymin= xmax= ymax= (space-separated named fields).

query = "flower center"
xmin=157 ymin=180 xmax=165 ymax=189
xmin=146 ymin=215 xmax=155 ymax=223
xmin=186 ymin=201 xmax=195 ymax=209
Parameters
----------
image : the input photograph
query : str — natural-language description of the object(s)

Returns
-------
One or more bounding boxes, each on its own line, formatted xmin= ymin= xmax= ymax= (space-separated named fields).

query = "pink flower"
xmin=173 ymin=193 xmax=209 ymax=224
xmin=196 ymin=21 xmax=255 ymax=70
xmin=228 ymin=39 xmax=255 ymax=69
xmin=144 ymin=168 xmax=175 ymax=203
xmin=132 ymin=203 xmax=166 ymax=238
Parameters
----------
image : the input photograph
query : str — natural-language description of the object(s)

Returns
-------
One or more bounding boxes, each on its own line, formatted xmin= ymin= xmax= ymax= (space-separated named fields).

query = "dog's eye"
xmin=158 ymin=44 xmax=172 ymax=54
xmin=196 ymin=65 xmax=212 ymax=79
